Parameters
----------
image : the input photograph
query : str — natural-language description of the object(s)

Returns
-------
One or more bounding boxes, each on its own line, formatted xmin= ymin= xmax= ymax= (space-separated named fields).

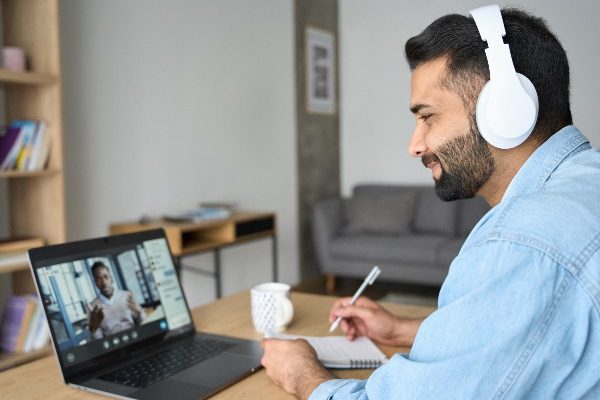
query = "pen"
xmin=328 ymin=266 xmax=381 ymax=333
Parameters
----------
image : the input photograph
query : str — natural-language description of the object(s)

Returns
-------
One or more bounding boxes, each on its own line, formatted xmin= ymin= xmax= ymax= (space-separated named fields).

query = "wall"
xmin=60 ymin=0 xmax=297 ymax=307
xmin=340 ymin=0 xmax=600 ymax=195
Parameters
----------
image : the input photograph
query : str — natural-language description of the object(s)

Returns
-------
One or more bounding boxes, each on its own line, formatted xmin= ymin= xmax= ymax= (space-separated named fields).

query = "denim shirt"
xmin=310 ymin=126 xmax=600 ymax=399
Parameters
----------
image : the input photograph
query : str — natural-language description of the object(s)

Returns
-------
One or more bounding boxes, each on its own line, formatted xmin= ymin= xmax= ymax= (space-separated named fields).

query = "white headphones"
xmin=469 ymin=5 xmax=539 ymax=149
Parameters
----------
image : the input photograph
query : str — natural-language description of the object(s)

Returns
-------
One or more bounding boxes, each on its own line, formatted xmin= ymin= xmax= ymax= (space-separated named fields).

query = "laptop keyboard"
xmin=99 ymin=338 xmax=236 ymax=388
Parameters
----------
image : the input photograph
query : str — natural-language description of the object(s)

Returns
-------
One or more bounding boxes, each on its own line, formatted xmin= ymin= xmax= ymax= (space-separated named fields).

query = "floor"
xmin=294 ymin=275 xmax=440 ymax=307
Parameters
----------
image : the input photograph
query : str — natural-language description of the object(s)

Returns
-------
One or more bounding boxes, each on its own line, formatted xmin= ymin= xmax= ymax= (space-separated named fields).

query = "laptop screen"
xmin=31 ymin=233 xmax=193 ymax=370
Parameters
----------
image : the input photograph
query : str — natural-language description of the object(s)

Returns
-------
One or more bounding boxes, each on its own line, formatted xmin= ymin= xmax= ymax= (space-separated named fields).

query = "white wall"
xmin=340 ymin=0 xmax=600 ymax=195
xmin=60 ymin=0 xmax=297 ymax=307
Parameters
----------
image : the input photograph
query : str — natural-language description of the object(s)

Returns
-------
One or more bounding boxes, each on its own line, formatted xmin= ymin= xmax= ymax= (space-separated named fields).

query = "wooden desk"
xmin=110 ymin=212 xmax=277 ymax=298
xmin=0 ymin=291 xmax=435 ymax=399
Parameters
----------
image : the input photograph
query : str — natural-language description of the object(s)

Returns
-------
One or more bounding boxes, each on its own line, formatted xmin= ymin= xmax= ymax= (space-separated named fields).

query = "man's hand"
xmin=329 ymin=296 xmax=423 ymax=346
xmin=261 ymin=338 xmax=334 ymax=400
xmin=88 ymin=304 xmax=104 ymax=333
xmin=126 ymin=292 xmax=142 ymax=319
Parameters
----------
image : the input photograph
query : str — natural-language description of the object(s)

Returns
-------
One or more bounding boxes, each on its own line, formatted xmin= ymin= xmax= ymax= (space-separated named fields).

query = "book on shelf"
xmin=0 ymin=125 xmax=25 ymax=170
xmin=22 ymin=302 xmax=48 ymax=353
xmin=163 ymin=207 xmax=232 ymax=223
xmin=267 ymin=333 xmax=388 ymax=369
xmin=198 ymin=201 xmax=239 ymax=212
xmin=13 ymin=120 xmax=36 ymax=171
xmin=0 ymin=295 xmax=49 ymax=354
xmin=0 ymin=120 xmax=51 ymax=172
xmin=27 ymin=122 xmax=50 ymax=172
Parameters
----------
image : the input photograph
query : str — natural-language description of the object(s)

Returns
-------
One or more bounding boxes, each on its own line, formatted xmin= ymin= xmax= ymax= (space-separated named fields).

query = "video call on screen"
xmin=36 ymin=238 xmax=191 ymax=366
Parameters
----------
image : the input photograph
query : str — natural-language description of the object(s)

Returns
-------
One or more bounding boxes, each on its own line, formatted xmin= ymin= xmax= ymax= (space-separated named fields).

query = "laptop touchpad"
xmin=136 ymin=380 xmax=212 ymax=400
xmin=171 ymin=353 xmax=259 ymax=388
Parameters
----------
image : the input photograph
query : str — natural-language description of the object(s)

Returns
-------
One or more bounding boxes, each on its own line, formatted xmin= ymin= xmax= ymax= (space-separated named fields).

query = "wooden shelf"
xmin=0 ymin=261 xmax=28 ymax=274
xmin=0 ymin=346 xmax=52 ymax=372
xmin=0 ymin=0 xmax=66 ymax=373
xmin=0 ymin=237 xmax=44 ymax=274
xmin=0 ymin=169 xmax=60 ymax=178
xmin=0 ymin=69 xmax=57 ymax=86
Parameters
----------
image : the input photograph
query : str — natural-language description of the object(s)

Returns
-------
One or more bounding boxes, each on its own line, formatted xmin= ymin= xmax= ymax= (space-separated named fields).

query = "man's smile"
xmin=426 ymin=160 xmax=440 ymax=170
xmin=430 ymin=162 xmax=442 ymax=177
xmin=421 ymin=154 xmax=443 ymax=179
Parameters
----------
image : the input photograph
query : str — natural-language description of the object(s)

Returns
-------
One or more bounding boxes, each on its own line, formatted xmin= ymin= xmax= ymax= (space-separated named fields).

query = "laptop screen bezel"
xmin=28 ymin=229 xmax=197 ymax=381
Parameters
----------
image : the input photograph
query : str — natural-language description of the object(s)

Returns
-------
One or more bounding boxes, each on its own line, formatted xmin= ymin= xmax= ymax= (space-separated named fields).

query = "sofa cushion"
xmin=435 ymin=239 xmax=465 ymax=268
xmin=343 ymin=193 xmax=415 ymax=235
xmin=330 ymin=234 xmax=447 ymax=266
xmin=354 ymin=184 xmax=419 ymax=198
xmin=413 ymin=189 xmax=457 ymax=236
xmin=456 ymin=197 xmax=490 ymax=236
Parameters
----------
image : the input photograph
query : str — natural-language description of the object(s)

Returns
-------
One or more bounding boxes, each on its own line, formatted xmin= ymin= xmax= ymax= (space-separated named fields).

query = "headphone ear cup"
xmin=476 ymin=73 xmax=539 ymax=149
xmin=517 ymin=73 xmax=538 ymax=110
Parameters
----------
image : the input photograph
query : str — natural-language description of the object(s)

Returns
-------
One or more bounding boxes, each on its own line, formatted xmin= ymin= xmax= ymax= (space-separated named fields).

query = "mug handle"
xmin=278 ymin=296 xmax=294 ymax=326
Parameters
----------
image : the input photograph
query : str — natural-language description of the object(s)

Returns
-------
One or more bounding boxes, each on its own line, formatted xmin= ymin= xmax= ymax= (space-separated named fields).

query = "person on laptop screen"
xmin=88 ymin=261 xmax=145 ymax=338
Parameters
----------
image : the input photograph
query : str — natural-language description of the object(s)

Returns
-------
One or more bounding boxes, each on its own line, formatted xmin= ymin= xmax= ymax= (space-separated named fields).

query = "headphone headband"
xmin=470 ymin=5 xmax=505 ymax=41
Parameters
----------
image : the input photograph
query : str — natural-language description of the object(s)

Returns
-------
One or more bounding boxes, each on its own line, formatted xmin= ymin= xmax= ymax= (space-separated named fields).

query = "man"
xmin=262 ymin=7 xmax=600 ymax=399
xmin=88 ymin=261 xmax=145 ymax=339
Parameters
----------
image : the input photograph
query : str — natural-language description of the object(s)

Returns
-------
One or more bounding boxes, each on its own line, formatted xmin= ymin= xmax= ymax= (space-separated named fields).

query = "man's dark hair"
xmin=91 ymin=261 xmax=110 ymax=277
xmin=405 ymin=8 xmax=572 ymax=143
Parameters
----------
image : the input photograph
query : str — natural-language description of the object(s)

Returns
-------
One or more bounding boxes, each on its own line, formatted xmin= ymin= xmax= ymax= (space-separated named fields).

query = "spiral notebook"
xmin=268 ymin=333 xmax=388 ymax=369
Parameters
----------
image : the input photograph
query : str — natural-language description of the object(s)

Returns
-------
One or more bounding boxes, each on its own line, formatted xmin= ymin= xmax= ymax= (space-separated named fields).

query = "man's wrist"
xmin=393 ymin=317 xmax=423 ymax=347
xmin=294 ymin=366 xmax=335 ymax=400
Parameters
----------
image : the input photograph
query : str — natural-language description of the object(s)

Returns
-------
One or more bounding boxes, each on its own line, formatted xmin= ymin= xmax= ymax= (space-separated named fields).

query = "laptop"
xmin=28 ymin=229 xmax=263 ymax=400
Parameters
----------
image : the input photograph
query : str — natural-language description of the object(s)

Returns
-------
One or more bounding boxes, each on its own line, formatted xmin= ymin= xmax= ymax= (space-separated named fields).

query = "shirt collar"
xmin=501 ymin=125 xmax=590 ymax=202
xmin=98 ymin=289 xmax=117 ymax=304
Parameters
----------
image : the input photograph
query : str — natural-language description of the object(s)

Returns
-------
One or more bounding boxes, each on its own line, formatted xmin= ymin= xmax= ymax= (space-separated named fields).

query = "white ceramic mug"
xmin=250 ymin=282 xmax=294 ymax=333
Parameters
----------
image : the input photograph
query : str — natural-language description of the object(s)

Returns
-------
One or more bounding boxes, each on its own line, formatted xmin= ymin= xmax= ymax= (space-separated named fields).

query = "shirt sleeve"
xmin=309 ymin=379 xmax=367 ymax=400
xmin=309 ymin=240 xmax=563 ymax=399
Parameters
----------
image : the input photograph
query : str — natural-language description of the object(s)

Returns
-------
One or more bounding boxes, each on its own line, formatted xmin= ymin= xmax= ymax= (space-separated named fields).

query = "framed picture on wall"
xmin=305 ymin=27 xmax=336 ymax=114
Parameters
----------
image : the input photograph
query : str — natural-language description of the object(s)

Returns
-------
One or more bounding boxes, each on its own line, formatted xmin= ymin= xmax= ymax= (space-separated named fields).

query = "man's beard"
xmin=423 ymin=120 xmax=495 ymax=201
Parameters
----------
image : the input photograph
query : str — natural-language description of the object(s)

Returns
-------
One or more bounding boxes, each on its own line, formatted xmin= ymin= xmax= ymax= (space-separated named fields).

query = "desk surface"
xmin=0 ymin=291 xmax=435 ymax=400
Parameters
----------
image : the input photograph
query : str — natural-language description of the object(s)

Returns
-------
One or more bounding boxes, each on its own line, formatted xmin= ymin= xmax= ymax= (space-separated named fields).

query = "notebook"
xmin=268 ymin=333 xmax=388 ymax=369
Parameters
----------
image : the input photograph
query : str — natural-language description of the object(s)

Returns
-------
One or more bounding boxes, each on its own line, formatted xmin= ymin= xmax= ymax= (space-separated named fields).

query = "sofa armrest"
xmin=312 ymin=198 xmax=344 ymax=273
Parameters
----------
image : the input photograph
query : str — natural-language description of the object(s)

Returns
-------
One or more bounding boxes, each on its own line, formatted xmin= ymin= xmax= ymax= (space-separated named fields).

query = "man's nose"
xmin=408 ymin=126 xmax=428 ymax=157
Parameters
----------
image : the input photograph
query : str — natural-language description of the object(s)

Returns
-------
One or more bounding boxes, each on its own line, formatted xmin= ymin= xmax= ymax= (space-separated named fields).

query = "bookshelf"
xmin=0 ymin=169 xmax=59 ymax=178
xmin=0 ymin=0 xmax=65 ymax=370
xmin=0 ymin=260 xmax=28 ymax=274
xmin=0 ymin=345 xmax=51 ymax=371
xmin=0 ymin=69 xmax=57 ymax=85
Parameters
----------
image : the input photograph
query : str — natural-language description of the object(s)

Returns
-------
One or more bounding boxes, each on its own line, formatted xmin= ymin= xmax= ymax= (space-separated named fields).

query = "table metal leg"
xmin=176 ymin=234 xmax=275 ymax=299
xmin=214 ymin=249 xmax=222 ymax=298
xmin=272 ymin=234 xmax=278 ymax=282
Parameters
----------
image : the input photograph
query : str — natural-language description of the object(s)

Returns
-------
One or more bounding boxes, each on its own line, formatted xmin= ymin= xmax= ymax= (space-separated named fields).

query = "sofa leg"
xmin=326 ymin=274 xmax=336 ymax=294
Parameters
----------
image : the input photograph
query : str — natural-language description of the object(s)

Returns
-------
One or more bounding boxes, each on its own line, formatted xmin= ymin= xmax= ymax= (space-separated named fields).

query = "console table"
xmin=109 ymin=211 xmax=277 ymax=298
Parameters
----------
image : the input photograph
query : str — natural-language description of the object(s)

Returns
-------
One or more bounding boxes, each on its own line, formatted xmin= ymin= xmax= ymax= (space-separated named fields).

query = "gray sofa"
xmin=312 ymin=184 xmax=490 ymax=289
